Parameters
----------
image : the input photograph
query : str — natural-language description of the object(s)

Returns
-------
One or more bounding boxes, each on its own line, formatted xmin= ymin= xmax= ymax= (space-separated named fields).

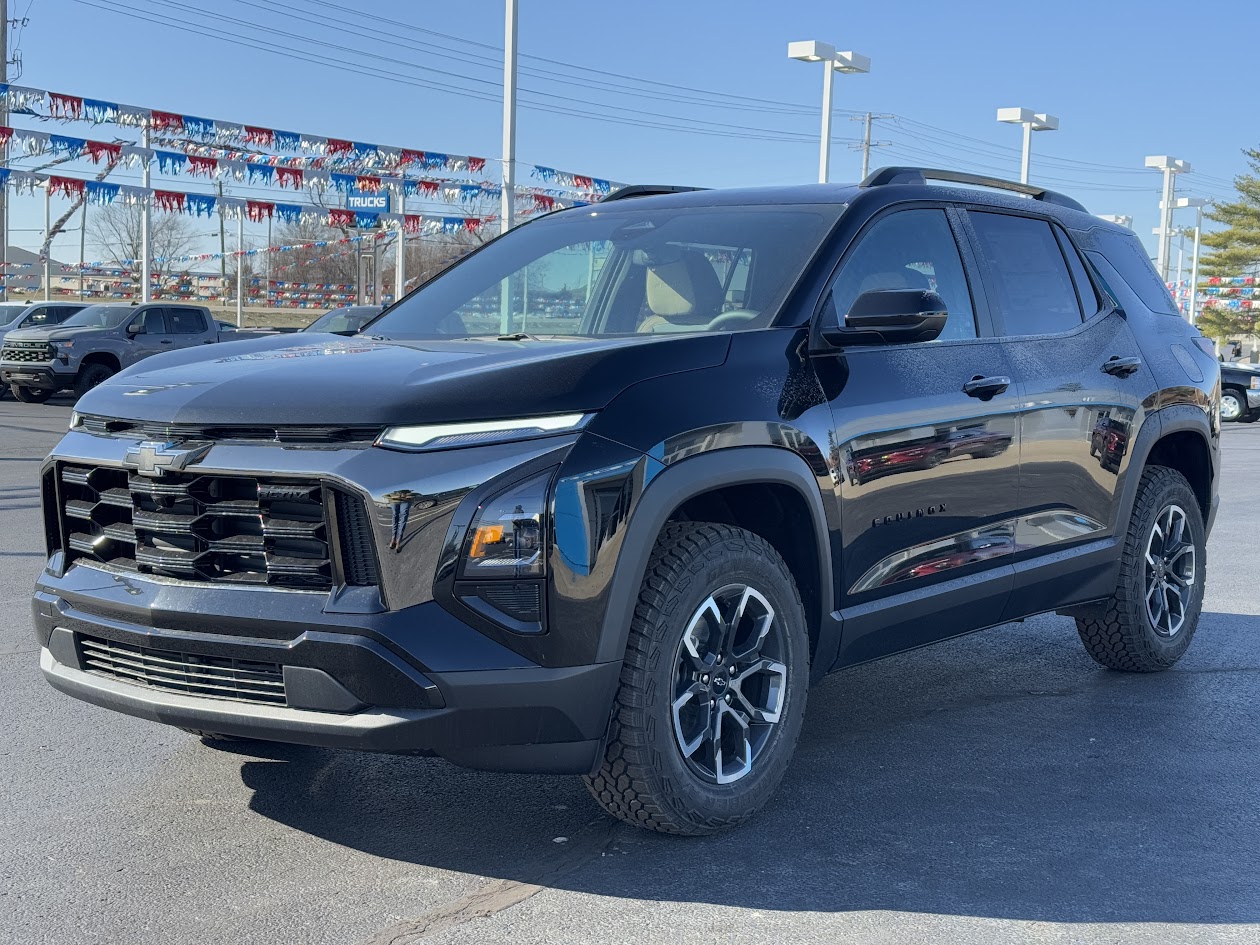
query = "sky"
xmin=6 ymin=0 xmax=1256 ymax=270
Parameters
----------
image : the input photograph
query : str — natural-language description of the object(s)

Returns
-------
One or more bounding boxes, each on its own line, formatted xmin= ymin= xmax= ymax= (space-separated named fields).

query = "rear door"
xmin=820 ymin=205 xmax=1020 ymax=668
xmin=960 ymin=209 xmax=1148 ymax=617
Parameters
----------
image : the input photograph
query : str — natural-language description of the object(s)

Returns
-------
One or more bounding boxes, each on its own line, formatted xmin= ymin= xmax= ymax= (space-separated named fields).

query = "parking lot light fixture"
xmin=789 ymin=41 xmax=871 ymax=184
xmin=997 ymin=107 xmax=1059 ymax=185
xmin=1097 ymin=214 xmax=1133 ymax=228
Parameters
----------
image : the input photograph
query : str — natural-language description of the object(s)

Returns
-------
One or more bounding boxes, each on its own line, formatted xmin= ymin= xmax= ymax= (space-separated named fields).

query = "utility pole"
xmin=0 ymin=0 xmax=8 ymax=299
xmin=393 ymin=180 xmax=405 ymax=303
xmin=217 ymin=180 xmax=227 ymax=300
xmin=851 ymin=112 xmax=893 ymax=179
xmin=79 ymin=200 xmax=86 ymax=300
xmin=236 ymin=214 xmax=243 ymax=327
xmin=140 ymin=125 xmax=152 ymax=302
xmin=500 ymin=0 xmax=517 ymax=235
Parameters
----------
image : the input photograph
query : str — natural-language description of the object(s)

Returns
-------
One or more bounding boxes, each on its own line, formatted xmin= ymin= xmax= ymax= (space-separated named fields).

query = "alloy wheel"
xmin=671 ymin=584 xmax=787 ymax=785
xmin=1221 ymin=392 xmax=1243 ymax=421
xmin=1144 ymin=504 xmax=1196 ymax=637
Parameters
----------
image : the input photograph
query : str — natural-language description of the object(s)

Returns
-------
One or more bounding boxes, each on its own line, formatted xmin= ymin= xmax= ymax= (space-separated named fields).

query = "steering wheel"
xmin=705 ymin=310 xmax=761 ymax=332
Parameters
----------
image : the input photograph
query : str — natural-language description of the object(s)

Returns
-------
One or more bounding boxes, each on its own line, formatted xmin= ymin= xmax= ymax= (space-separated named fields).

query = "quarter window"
xmin=969 ymin=212 xmax=1083 ymax=335
xmin=830 ymin=209 xmax=977 ymax=342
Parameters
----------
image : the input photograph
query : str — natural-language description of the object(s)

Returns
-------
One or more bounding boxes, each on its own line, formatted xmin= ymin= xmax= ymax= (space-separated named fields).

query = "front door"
xmin=960 ymin=209 xmax=1148 ymax=617
xmin=126 ymin=308 xmax=174 ymax=360
xmin=818 ymin=206 xmax=1021 ymax=669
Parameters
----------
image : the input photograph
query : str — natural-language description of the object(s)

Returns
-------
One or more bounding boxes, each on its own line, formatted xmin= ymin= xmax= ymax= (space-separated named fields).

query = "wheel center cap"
xmin=711 ymin=672 xmax=729 ymax=693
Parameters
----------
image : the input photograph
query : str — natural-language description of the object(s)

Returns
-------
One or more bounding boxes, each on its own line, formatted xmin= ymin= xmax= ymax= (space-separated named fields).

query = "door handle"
xmin=1102 ymin=355 xmax=1141 ymax=377
xmin=963 ymin=375 xmax=1010 ymax=399
xmin=159 ymin=339 xmax=173 ymax=345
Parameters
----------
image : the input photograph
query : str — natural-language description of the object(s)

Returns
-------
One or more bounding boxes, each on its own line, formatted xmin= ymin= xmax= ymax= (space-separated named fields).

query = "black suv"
xmin=34 ymin=168 xmax=1221 ymax=834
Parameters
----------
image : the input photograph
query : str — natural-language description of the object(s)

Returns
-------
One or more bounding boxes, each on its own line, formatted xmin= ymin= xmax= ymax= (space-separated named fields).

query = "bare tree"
xmin=86 ymin=203 xmax=199 ymax=277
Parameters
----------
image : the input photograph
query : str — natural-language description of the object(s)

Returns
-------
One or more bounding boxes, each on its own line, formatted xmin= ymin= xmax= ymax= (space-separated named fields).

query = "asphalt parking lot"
xmin=2 ymin=397 xmax=1258 ymax=945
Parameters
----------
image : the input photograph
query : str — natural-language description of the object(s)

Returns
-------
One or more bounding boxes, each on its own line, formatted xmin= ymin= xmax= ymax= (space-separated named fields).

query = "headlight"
xmin=377 ymin=413 xmax=591 ymax=452
xmin=459 ymin=471 xmax=551 ymax=579
xmin=53 ymin=340 xmax=74 ymax=351
xmin=69 ymin=411 xmax=82 ymax=429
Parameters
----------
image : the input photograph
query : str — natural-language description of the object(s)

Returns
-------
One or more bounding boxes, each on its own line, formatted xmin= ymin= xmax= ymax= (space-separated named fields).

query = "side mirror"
xmin=126 ymin=321 xmax=145 ymax=336
xmin=821 ymin=289 xmax=949 ymax=347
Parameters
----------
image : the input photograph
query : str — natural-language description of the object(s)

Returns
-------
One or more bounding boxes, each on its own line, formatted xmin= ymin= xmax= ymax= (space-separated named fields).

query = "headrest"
xmin=646 ymin=250 xmax=724 ymax=322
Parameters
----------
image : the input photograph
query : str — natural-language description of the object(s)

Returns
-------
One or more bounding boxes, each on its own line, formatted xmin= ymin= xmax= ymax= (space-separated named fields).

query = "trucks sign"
xmin=346 ymin=187 xmax=391 ymax=213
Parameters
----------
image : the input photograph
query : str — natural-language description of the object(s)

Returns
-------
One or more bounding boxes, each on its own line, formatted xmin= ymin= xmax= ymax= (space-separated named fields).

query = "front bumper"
xmin=36 ymin=597 xmax=620 ymax=773
xmin=0 ymin=364 xmax=71 ymax=390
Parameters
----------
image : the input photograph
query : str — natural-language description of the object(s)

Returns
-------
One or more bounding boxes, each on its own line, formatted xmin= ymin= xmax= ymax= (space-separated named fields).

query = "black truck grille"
xmin=77 ymin=633 xmax=286 ymax=706
xmin=1 ymin=341 xmax=53 ymax=363
xmin=58 ymin=464 xmax=335 ymax=589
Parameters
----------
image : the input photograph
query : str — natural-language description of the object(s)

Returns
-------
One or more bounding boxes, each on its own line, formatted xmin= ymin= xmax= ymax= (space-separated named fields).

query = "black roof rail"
xmin=860 ymin=166 xmax=1088 ymax=213
xmin=599 ymin=184 xmax=708 ymax=203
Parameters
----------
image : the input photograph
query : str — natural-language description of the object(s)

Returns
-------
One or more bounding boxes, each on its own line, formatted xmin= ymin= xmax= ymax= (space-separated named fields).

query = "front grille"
xmin=76 ymin=414 xmax=382 ymax=445
xmin=77 ymin=634 xmax=286 ymax=706
xmin=1 ymin=341 xmax=53 ymax=363
xmin=58 ymin=464 xmax=333 ymax=589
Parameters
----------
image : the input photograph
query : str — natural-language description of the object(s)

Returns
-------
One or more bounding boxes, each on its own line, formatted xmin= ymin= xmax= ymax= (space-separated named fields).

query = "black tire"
xmin=1075 ymin=466 xmax=1205 ymax=672
xmin=74 ymin=362 xmax=115 ymax=399
xmin=1220 ymin=388 xmax=1247 ymax=422
xmin=10 ymin=384 xmax=52 ymax=404
xmin=584 ymin=522 xmax=809 ymax=835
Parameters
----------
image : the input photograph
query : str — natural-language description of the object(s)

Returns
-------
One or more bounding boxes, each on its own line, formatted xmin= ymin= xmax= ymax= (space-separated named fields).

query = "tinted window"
xmin=22 ymin=307 xmax=53 ymax=327
xmin=830 ymin=209 xmax=976 ymax=342
xmin=1090 ymin=228 xmax=1179 ymax=316
xmin=970 ymin=212 xmax=1082 ymax=335
xmin=166 ymin=308 xmax=206 ymax=334
xmin=1056 ymin=230 xmax=1101 ymax=318
xmin=133 ymin=309 xmax=168 ymax=334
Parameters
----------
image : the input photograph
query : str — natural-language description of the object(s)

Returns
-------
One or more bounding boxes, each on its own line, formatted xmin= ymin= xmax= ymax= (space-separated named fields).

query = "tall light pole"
xmin=1096 ymin=214 xmax=1133 ymax=229
xmin=500 ymin=0 xmax=518 ymax=235
xmin=1171 ymin=196 xmax=1206 ymax=322
xmin=1145 ymin=155 xmax=1190 ymax=281
xmin=788 ymin=41 xmax=871 ymax=184
xmin=996 ymin=107 xmax=1059 ymax=184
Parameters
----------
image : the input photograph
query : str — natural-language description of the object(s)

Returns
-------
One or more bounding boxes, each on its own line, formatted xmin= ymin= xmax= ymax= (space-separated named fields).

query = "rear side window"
xmin=969 ymin=212 xmax=1082 ymax=336
xmin=166 ymin=308 xmax=206 ymax=334
xmin=52 ymin=306 xmax=83 ymax=324
xmin=1056 ymin=231 xmax=1102 ymax=318
xmin=1089 ymin=229 xmax=1179 ymax=316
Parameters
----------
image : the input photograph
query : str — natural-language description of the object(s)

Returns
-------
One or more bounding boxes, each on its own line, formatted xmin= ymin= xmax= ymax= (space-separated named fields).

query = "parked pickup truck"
xmin=0 ymin=303 xmax=266 ymax=402
xmin=1219 ymin=359 xmax=1260 ymax=422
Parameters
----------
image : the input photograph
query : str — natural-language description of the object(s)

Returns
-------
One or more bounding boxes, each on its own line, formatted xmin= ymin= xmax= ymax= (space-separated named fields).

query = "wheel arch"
xmin=1119 ymin=406 xmax=1216 ymax=532
xmin=594 ymin=447 xmax=838 ymax=678
xmin=78 ymin=351 xmax=121 ymax=373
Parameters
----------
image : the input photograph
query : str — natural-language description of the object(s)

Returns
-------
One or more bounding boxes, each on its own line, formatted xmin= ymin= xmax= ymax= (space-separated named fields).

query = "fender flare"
xmin=593 ymin=446 xmax=837 ymax=669
xmin=1114 ymin=404 xmax=1214 ymax=534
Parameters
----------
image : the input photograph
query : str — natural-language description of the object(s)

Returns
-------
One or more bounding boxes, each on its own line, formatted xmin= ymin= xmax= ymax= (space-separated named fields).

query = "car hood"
xmin=76 ymin=332 xmax=731 ymax=425
xmin=4 ymin=325 xmax=110 ymax=343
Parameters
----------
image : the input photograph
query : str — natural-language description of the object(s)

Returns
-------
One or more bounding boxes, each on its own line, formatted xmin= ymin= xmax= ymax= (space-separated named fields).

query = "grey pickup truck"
xmin=0 ymin=303 xmax=265 ymax=402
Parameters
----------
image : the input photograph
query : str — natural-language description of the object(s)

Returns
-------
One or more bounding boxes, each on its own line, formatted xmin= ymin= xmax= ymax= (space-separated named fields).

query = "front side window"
xmin=22 ymin=307 xmax=52 ymax=328
xmin=368 ymin=205 xmax=841 ymax=340
xmin=969 ymin=212 xmax=1083 ymax=336
xmin=829 ymin=208 xmax=977 ymax=342
xmin=133 ymin=309 xmax=168 ymax=334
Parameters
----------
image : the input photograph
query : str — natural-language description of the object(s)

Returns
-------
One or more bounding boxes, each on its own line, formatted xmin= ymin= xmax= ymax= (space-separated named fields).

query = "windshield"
xmin=60 ymin=305 xmax=132 ymax=329
xmin=368 ymin=204 xmax=840 ymax=339
xmin=0 ymin=303 xmax=30 ymax=329
xmin=307 ymin=306 xmax=383 ymax=334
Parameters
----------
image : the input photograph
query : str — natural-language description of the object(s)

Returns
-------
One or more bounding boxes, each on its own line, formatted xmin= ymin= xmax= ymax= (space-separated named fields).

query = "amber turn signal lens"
xmin=468 ymin=524 xmax=505 ymax=559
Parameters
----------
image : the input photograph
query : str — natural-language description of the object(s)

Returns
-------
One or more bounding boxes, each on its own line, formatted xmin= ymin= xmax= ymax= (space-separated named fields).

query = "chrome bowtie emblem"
xmin=123 ymin=440 xmax=210 ymax=478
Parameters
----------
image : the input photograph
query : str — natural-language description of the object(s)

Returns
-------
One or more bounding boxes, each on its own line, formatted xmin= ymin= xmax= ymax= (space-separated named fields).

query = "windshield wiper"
xmin=497 ymin=332 xmax=539 ymax=341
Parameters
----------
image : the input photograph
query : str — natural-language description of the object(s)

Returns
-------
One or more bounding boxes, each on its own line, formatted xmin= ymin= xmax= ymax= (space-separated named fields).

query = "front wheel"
xmin=10 ymin=384 xmax=52 ymax=403
xmin=1076 ymin=466 xmax=1205 ymax=671
xmin=584 ymin=522 xmax=809 ymax=834
xmin=74 ymin=363 xmax=115 ymax=399
xmin=1220 ymin=388 xmax=1246 ymax=422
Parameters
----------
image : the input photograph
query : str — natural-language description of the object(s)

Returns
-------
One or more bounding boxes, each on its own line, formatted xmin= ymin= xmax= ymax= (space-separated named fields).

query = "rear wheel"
xmin=10 ymin=384 xmax=51 ymax=404
xmin=584 ymin=522 xmax=809 ymax=834
xmin=74 ymin=363 xmax=115 ymax=399
xmin=1075 ymin=466 xmax=1205 ymax=671
xmin=1220 ymin=388 xmax=1246 ymax=422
